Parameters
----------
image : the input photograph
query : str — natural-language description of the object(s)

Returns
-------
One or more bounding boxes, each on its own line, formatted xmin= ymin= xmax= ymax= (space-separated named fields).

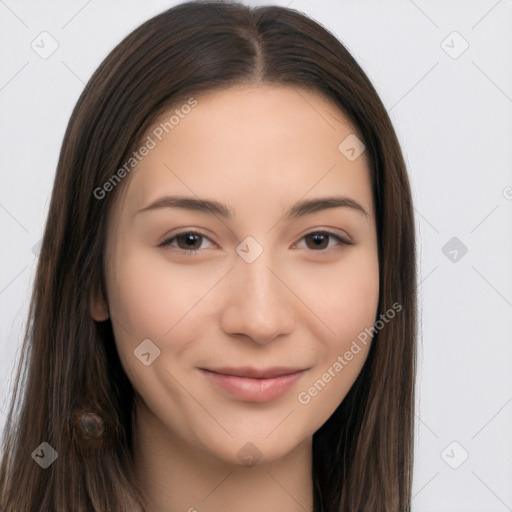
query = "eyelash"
xmin=157 ymin=230 xmax=353 ymax=256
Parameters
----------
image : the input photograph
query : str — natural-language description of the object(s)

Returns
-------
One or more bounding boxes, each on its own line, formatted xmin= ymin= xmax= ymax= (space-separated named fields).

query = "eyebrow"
xmin=135 ymin=195 xmax=369 ymax=220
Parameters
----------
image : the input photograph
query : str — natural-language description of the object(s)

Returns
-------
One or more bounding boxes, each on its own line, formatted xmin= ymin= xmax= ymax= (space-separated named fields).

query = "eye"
xmin=158 ymin=229 xmax=352 ymax=255
xmin=158 ymin=231 xmax=216 ymax=255
xmin=293 ymin=230 xmax=353 ymax=252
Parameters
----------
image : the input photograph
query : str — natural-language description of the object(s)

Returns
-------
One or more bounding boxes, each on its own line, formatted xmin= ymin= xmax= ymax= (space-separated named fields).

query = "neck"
xmin=132 ymin=399 xmax=314 ymax=512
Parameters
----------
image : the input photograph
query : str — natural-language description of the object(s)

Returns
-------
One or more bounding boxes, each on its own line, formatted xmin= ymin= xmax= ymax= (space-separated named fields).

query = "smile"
xmin=199 ymin=367 xmax=308 ymax=402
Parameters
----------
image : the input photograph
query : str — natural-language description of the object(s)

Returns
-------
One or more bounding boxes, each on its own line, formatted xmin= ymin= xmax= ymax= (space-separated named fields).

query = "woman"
xmin=0 ymin=2 xmax=417 ymax=510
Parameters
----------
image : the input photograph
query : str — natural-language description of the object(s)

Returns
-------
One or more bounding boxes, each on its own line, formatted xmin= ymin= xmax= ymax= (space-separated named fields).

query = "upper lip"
xmin=200 ymin=366 xmax=306 ymax=379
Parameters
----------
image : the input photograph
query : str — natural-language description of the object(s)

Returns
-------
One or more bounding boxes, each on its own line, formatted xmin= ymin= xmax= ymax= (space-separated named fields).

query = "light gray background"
xmin=1 ymin=1 xmax=511 ymax=510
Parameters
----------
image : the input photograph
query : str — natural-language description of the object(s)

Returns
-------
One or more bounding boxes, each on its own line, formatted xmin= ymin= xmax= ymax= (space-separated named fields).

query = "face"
xmin=92 ymin=84 xmax=379 ymax=466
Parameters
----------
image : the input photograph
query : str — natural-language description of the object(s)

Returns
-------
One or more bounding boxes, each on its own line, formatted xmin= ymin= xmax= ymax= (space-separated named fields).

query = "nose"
xmin=220 ymin=252 xmax=296 ymax=345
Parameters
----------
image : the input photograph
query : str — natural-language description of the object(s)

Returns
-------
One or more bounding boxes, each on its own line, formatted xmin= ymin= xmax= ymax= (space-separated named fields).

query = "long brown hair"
xmin=0 ymin=2 xmax=417 ymax=510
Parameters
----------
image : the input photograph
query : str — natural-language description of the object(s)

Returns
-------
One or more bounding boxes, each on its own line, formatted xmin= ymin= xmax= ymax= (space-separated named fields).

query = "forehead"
xmin=113 ymin=84 xmax=373 ymax=223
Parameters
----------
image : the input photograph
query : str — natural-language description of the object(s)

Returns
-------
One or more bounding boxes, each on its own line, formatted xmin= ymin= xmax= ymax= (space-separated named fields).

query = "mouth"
xmin=202 ymin=366 xmax=306 ymax=379
xmin=198 ymin=366 xmax=308 ymax=402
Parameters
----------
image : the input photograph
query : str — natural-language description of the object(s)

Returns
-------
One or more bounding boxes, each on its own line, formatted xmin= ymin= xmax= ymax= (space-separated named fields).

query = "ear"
xmin=90 ymin=283 xmax=109 ymax=322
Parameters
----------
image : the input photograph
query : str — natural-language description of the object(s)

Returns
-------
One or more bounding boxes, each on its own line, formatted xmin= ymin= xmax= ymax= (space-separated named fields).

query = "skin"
xmin=92 ymin=84 xmax=379 ymax=512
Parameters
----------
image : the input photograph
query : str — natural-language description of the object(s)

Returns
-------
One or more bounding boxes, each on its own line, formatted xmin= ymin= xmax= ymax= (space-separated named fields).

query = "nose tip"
xmin=220 ymin=259 xmax=295 ymax=345
xmin=237 ymin=316 xmax=287 ymax=345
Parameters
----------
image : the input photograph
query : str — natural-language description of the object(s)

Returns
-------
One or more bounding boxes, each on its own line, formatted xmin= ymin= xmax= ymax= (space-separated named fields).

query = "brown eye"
xmin=158 ymin=231 xmax=215 ymax=255
xmin=297 ymin=231 xmax=352 ymax=252
xmin=158 ymin=229 xmax=352 ymax=256
xmin=305 ymin=233 xmax=329 ymax=250
xmin=175 ymin=233 xmax=203 ymax=250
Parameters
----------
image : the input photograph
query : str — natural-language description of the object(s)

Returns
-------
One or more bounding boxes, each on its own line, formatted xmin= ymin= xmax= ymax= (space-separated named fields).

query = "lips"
xmin=200 ymin=366 xmax=306 ymax=379
xmin=199 ymin=366 xmax=308 ymax=402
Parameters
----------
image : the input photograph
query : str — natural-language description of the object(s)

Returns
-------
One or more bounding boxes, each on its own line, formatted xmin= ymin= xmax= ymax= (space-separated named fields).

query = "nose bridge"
xmin=239 ymin=250 xmax=279 ymax=307
xmin=221 ymin=239 xmax=295 ymax=344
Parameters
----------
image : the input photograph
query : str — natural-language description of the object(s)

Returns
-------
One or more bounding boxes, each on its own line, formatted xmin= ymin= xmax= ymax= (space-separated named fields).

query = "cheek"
xmin=107 ymin=248 xmax=210 ymax=340
xmin=294 ymin=251 xmax=378 ymax=424
xmin=105 ymin=245 xmax=226 ymax=393
xmin=327 ymin=252 xmax=379 ymax=373
xmin=105 ymin=248 xmax=204 ymax=401
xmin=107 ymin=253 xmax=168 ymax=340
xmin=302 ymin=249 xmax=380 ymax=342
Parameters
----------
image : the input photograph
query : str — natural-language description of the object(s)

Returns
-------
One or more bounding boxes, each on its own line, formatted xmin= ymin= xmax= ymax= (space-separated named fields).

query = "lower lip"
xmin=199 ymin=369 xmax=306 ymax=402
